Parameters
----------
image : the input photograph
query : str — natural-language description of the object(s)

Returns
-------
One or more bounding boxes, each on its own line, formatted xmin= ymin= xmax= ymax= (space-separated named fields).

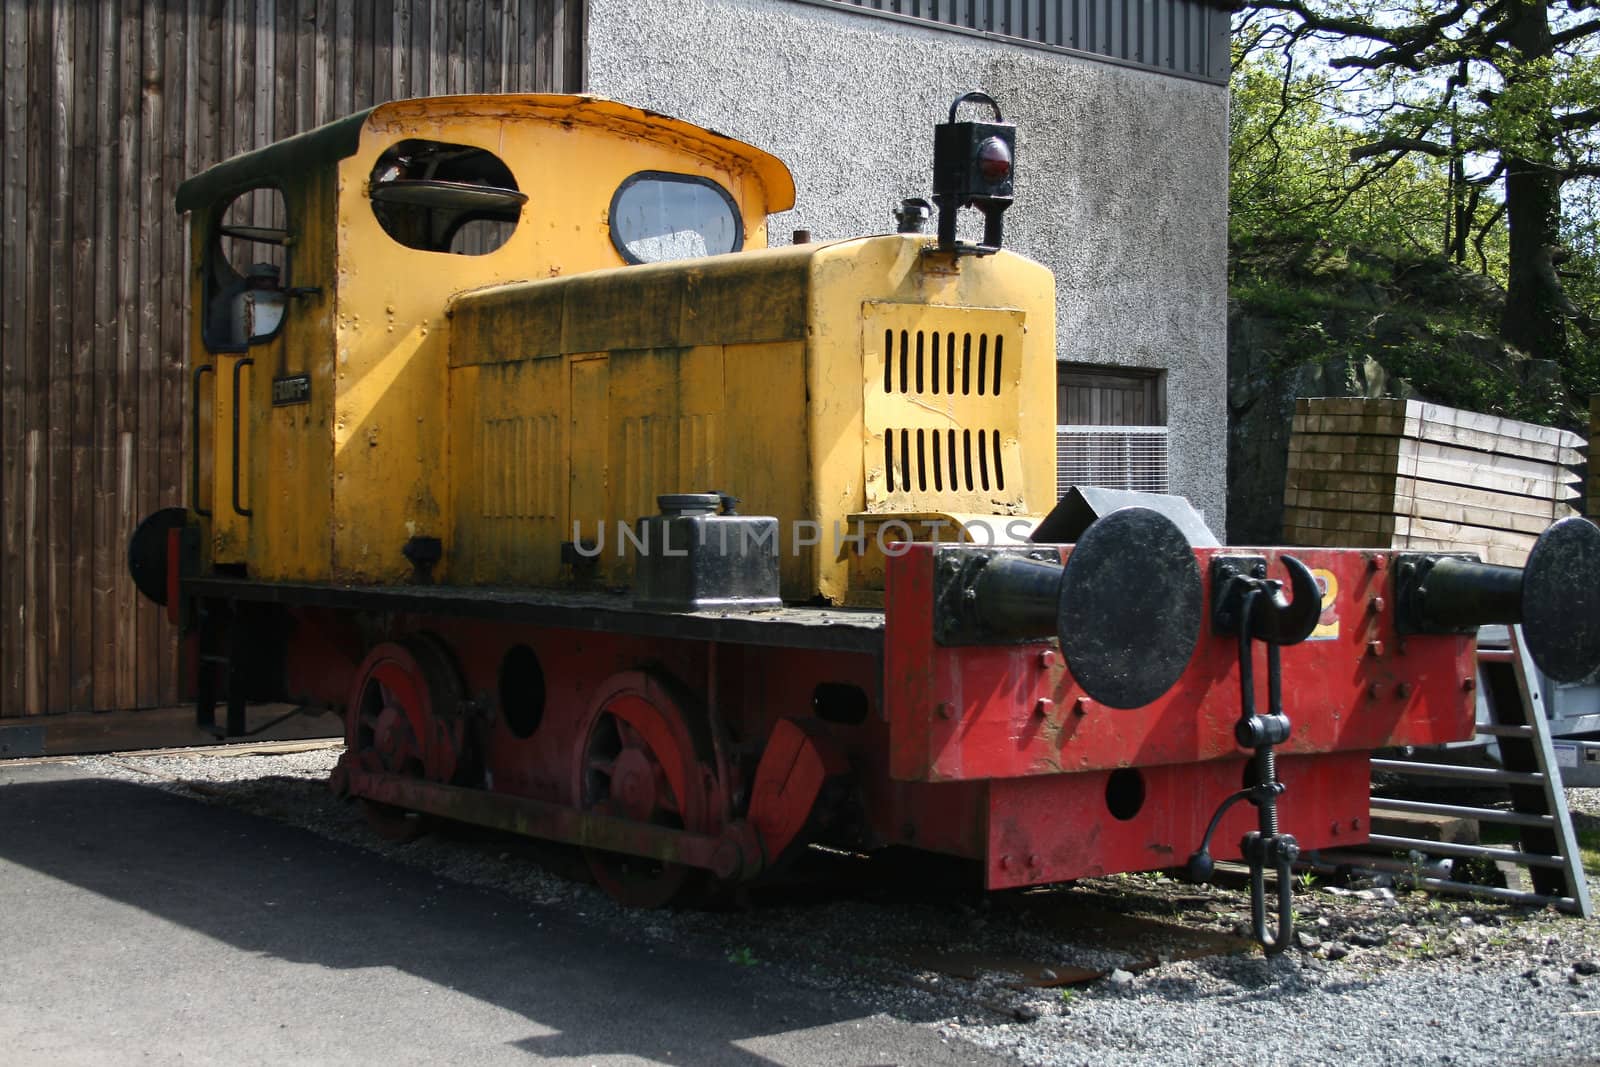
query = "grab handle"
xmin=190 ymin=365 xmax=214 ymax=518
xmin=231 ymin=357 xmax=254 ymax=518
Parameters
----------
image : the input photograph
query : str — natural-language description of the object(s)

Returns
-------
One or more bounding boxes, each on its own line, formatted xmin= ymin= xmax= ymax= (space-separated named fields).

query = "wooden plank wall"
xmin=0 ymin=0 xmax=586 ymax=719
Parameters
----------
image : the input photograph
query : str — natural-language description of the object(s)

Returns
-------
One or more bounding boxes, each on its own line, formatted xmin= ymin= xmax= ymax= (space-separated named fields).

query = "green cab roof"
xmin=175 ymin=109 xmax=371 ymax=213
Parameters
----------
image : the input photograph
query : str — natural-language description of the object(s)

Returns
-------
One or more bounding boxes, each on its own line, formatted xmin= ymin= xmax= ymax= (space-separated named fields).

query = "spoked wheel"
xmin=343 ymin=636 xmax=466 ymax=843
xmin=576 ymin=671 xmax=721 ymax=908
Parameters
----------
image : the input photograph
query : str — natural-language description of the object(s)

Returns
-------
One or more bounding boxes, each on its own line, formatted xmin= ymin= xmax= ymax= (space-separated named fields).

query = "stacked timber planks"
xmin=1284 ymin=398 xmax=1585 ymax=566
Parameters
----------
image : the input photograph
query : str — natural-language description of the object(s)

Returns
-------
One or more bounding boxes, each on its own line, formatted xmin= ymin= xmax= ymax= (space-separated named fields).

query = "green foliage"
xmin=726 ymin=946 xmax=758 ymax=966
xmin=1556 ymin=197 xmax=1600 ymax=410
xmin=1229 ymin=49 xmax=1508 ymax=274
xmin=1234 ymin=0 xmax=1600 ymax=373
xmin=1226 ymin=0 xmax=1600 ymax=423
xmin=1231 ymin=55 xmax=1454 ymax=254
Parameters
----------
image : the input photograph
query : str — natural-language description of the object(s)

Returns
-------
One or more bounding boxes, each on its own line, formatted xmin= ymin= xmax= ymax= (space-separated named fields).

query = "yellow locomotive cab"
xmin=178 ymin=94 xmax=797 ymax=585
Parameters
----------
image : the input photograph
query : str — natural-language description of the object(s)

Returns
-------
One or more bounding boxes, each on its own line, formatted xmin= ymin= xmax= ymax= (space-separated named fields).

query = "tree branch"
xmin=1474 ymin=202 xmax=1506 ymax=275
xmin=1556 ymin=103 xmax=1600 ymax=131
xmin=1550 ymin=16 xmax=1600 ymax=48
xmin=1349 ymin=135 xmax=1452 ymax=161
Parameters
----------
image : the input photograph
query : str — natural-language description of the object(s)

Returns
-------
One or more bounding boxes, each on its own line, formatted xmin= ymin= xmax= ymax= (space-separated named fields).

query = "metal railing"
xmin=1057 ymin=424 xmax=1169 ymax=493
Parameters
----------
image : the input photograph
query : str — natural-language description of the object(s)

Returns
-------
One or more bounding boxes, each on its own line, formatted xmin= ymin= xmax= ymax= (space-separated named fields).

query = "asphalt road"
xmin=0 ymin=762 xmax=1003 ymax=1066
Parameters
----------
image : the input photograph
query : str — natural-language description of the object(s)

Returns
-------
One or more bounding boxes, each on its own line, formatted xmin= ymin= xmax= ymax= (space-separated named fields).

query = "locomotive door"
xmin=209 ymin=346 xmax=253 ymax=566
xmin=203 ymin=187 xmax=296 ymax=568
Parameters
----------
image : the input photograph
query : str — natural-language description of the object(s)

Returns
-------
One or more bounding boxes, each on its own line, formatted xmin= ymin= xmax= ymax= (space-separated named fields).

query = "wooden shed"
xmin=0 ymin=1 xmax=584 ymax=746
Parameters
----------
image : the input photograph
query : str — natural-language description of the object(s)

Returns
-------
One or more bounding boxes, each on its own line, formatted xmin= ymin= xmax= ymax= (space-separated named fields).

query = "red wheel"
xmin=343 ymin=636 xmax=466 ymax=843
xmin=576 ymin=671 xmax=720 ymax=907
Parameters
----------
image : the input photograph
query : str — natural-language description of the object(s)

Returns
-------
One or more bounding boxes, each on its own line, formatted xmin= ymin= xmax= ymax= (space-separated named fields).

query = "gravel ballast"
xmin=71 ymin=746 xmax=1600 ymax=1067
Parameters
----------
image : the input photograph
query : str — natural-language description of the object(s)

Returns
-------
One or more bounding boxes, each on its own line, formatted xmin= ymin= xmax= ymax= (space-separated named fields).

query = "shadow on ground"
xmin=0 ymin=764 xmax=998 ymax=1066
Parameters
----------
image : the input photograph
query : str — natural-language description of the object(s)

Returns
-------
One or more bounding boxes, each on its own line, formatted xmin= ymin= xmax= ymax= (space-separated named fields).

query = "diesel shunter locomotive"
xmin=129 ymin=93 xmax=1600 ymax=951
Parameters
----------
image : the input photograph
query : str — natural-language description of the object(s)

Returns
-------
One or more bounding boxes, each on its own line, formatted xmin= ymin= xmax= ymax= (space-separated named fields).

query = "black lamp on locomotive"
xmin=932 ymin=91 xmax=1015 ymax=254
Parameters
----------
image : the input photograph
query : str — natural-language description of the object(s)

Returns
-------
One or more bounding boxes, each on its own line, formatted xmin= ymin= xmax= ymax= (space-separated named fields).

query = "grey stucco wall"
xmin=585 ymin=0 xmax=1229 ymax=530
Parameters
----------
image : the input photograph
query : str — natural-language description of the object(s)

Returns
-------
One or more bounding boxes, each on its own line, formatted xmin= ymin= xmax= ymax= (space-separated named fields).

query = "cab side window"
xmin=367 ymin=139 xmax=526 ymax=256
xmin=202 ymin=187 xmax=291 ymax=353
xmin=609 ymin=172 xmax=743 ymax=264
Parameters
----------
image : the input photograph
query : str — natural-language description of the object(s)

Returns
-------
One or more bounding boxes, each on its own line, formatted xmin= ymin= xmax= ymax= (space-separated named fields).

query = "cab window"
xmin=202 ymin=187 xmax=291 ymax=353
xmin=609 ymin=172 xmax=742 ymax=264
xmin=368 ymin=139 xmax=526 ymax=256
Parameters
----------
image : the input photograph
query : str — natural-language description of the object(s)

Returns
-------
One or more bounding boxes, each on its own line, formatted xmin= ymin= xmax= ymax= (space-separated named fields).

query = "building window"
xmin=1056 ymin=364 xmax=1168 ymax=493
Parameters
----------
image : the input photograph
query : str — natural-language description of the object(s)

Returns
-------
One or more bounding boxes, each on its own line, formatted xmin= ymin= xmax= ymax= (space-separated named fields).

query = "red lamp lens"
xmin=977 ymin=137 xmax=1012 ymax=182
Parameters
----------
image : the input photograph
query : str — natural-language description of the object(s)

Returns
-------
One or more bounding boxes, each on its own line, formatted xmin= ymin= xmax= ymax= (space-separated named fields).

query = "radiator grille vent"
xmin=1057 ymin=426 xmax=1169 ymax=493
xmin=884 ymin=426 xmax=1007 ymax=494
xmin=882 ymin=329 xmax=1004 ymax=397
xmin=480 ymin=415 xmax=560 ymax=518
xmin=862 ymin=302 xmax=1026 ymax=509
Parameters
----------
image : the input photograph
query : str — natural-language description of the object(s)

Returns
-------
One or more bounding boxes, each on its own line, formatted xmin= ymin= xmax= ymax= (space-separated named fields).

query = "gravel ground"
xmin=71 ymin=745 xmax=1600 ymax=1067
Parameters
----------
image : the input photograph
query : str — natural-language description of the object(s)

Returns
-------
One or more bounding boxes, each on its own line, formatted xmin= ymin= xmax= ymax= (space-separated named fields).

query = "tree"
xmin=1230 ymin=51 xmax=1473 ymax=255
xmin=1237 ymin=0 xmax=1600 ymax=367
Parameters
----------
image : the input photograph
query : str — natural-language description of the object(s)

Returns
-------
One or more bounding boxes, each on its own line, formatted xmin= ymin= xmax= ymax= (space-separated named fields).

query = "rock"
xmin=1296 ymin=931 xmax=1322 ymax=952
xmin=1451 ymin=331 xmax=1509 ymax=366
xmin=1522 ymin=359 xmax=1562 ymax=405
xmin=1347 ymin=931 xmax=1389 ymax=948
xmin=1370 ymin=313 xmax=1428 ymax=346
xmin=1393 ymin=257 xmax=1504 ymax=311
xmin=1325 ymin=943 xmax=1351 ymax=961
xmin=1574 ymin=960 xmax=1600 ymax=976
xmin=1454 ymin=270 xmax=1507 ymax=309
xmin=1107 ymin=968 xmax=1135 ymax=987
xmin=1013 ymin=1004 xmax=1040 ymax=1023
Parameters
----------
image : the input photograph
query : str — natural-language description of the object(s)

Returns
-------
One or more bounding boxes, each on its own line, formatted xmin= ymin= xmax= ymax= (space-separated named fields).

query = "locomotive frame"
xmin=130 ymin=92 xmax=1600 ymax=950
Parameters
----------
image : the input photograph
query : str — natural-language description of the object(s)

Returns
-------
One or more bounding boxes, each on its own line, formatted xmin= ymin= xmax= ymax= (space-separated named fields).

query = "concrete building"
xmin=586 ymin=0 xmax=1232 ymax=528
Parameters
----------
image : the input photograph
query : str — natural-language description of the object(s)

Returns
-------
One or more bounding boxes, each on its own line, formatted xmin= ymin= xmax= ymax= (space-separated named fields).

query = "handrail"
xmin=190 ymin=365 xmax=214 ymax=517
xmin=231 ymin=357 xmax=254 ymax=517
